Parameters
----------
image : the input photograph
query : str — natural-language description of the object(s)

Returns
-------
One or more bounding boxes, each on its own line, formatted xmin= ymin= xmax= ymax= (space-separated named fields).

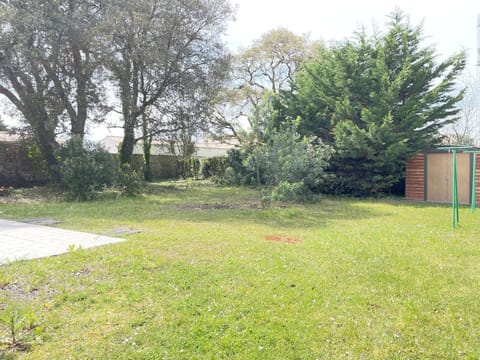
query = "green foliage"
xmin=0 ymin=0 xmax=104 ymax=177
xmin=274 ymin=10 xmax=466 ymax=196
xmin=58 ymin=137 xmax=117 ymax=200
xmin=221 ymin=148 xmax=258 ymax=185
xmin=177 ymin=158 xmax=201 ymax=179
xmin=19 ymin=137 xmax=49 ymax=180
xmin=259 ymin=187 xmax=271 ymax=208
xmin=217 ymin=28 xmax=316 ymax=143
xmin=0 ymin=308 xmax=42 ymax=353
xmin=237 ymin=122 xmax=333 ymax=204
xmin=270 ymin=181 xmax=309 ymax=202
xmin=245 ymin=123 xmax=333 ymax=190
xmin=200 ymin=156 xmax=228 ymax=180
xmin=222 ymin=122 xmax=332 ymax=198
xmin=116 ymin=164 xmax=142 ymax=197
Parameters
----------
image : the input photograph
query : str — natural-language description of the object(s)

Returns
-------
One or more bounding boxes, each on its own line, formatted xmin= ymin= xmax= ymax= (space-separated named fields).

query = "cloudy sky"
xmin=226 ymin=0 xmax=480 ymax=69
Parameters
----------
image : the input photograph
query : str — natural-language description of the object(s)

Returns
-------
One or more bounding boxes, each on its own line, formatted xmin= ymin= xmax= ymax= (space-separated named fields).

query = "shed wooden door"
xmin=426 ymin=153 xmax=471 ymax=204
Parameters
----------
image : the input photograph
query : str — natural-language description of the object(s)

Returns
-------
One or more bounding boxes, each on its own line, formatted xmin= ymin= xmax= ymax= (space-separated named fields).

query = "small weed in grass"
xmin=0 ymin=309 xmax=43 ymax=353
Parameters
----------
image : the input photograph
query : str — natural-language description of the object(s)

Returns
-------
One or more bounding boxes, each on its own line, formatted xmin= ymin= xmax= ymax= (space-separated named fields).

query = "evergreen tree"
xmin=274 ymin=11 xmax=466 ymax=195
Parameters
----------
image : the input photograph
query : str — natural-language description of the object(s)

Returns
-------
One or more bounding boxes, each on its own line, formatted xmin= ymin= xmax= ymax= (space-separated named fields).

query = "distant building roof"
xmin=98 ymin=136 xmax=234 ymax=158
xmin=0 ymin=131 xmax=20 ymax=143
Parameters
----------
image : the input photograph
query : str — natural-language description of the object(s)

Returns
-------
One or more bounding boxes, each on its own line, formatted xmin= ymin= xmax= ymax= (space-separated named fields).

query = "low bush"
xmin=271 ymin=181 xmax=309 ymax=202
xmin=58 ymin=137 xmax=116 ymax=200
xmin=200 ymin=157 xmax=228 ymax=180
xmin=116 ymin=164 xmax=142 ymax=197
xmin=220 ymin=148 xmax=258 ymax=185
xmin=177 ymin=158 xmax=201 ymax=179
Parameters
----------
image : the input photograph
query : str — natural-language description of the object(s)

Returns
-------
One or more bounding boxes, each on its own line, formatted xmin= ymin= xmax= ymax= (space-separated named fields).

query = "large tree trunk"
xmin=71 ymin=74 xmax=88 ymax=139
xmin=120 ymin=117 xmax=136 ymax=165
xmin=70 ymin=45 xmax=89 ymax=140
xmin=31 ymin=110 xmax=60 ymax=182
xmin=142 ymin=114 xmax=153 ymax=181
xmin=119 ymin=58 xmax=139 ymax=165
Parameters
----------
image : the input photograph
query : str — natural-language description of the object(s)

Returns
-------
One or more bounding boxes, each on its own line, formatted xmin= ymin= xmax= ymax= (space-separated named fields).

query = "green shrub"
xmin=58 ymin=137 xmax=116 ymax=200
xmin=220 ymin=148 xmax=258 ymax=185
xmin=223 ymin=124 xmax=332 ymax=190
xmin=260 ymin=188 xmax=271 ymax=208
xmin=245 ymin=123 xmax=333 ymax=190
xmin=271 ymin=181 xmax=309 ymax=202
xmin=200 ymin=157 xmax=228 ymax=180
xmin=177 ymin=158 xmax=201 ymax=179
xmin=117 ymin=163 xmax=142 ymax=196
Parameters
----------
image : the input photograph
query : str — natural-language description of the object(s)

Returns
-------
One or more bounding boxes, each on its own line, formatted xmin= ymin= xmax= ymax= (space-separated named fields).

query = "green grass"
xmin=1 ymin=181 xmax=480 ymax=359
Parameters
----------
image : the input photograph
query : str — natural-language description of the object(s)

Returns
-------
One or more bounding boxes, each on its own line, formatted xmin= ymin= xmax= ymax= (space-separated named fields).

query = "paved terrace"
xmin=0 ymin=219 xmax=124 ymax=264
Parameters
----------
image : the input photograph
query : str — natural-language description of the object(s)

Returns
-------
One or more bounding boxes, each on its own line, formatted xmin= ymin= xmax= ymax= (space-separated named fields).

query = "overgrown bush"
xmin=117 ymin=163 xmax=142 ymax=196
xmin=200 ymin=156 xmax=228 ymax=180
xmin=270 ymin=181 xmax=309 ymax=202
xmin=221 ymin=148 xmax=259 ymax=185
xmin=177 ymin=158 xmax=201 ymax=179
xmin=58 ymin=137 xmax=116 ymax=200
xmin=254 ymin=130 xmax=330 ymax=189
xmin=245 ymin=123 xmax=333 ymax=200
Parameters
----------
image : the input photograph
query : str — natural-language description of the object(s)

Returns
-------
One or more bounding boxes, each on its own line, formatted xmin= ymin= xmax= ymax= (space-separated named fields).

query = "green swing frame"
xmin=464 ymin=150 xmax=480 ymax=214
xmin=437 ymin=146 xmax=474 ymax=229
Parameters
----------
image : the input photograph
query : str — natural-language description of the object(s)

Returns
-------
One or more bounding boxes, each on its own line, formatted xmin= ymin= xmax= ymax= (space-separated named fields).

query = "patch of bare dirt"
xmin=0 ymin=195 xmax=42 ymax=204
xmin=175 ymin=202 xmax=262 ymax=211
xmin=264 ymin=235 xmax=302 ymax=244
xmin=0 ymin=284 xmax=41 ymax=308
xmin=0 ymin=278 xmax=57 ymax=310
xmin=0 ymin=187 xmax=64 ymax=204
xmin=71 ymin=268 xmax=92 ymax=278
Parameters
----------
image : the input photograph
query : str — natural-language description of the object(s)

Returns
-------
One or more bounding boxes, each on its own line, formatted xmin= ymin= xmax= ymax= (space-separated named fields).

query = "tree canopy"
xmin=213 ymin=28 xmax=316 ymax=143
xmin=0 ymin=0 xmax=233 ymax=179
xmin=273 ymin=11 xmax=466 ymax=195
xmin=103 ymin=0 xmax=232 ymax=165
xmin=0 ymin=0 xmax=104 ymax=173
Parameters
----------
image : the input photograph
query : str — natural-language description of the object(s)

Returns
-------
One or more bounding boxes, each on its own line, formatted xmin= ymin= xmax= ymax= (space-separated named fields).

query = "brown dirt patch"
xmin=264 ymin=235 xmax=302 ymax=244
xmin=175 ymin=202 xmax=262 ymax=211
xmin=0 ymin=278 xmax=57 ymax=310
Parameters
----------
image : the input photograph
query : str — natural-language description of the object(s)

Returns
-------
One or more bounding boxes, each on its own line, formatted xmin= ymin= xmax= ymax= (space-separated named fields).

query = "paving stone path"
xmin=0 ymin=218 xmax=124 ymax=264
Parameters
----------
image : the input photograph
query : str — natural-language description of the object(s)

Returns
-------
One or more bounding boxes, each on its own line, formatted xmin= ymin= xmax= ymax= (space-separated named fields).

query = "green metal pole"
xmin=438 ymin=146 xmax=474 ymax=229
xmin=452 ymin=149 xmax=458 ymax=229
xmin=455 ymin=152 xmax=459 ymax=223
xmin=452 ymin=150 xmax=455 ymax=229
xmin=456 ymin=152 xmax=460 ymax=223
xmin=472 ymin=153 xmax=477 ymax=213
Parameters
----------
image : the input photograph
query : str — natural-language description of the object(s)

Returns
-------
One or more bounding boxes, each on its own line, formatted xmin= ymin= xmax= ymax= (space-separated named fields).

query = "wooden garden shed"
xmin=406 ymin=149 xmax=480 ymax=204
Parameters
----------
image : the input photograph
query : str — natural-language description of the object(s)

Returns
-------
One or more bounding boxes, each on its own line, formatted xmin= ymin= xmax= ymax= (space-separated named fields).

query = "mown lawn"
xmin=1 ymin=182 xmax=480 ymax=359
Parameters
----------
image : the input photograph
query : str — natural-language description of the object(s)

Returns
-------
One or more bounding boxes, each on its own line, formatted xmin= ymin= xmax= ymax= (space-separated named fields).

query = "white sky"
xmin=226 ymin=0 xmax=480 ymax=68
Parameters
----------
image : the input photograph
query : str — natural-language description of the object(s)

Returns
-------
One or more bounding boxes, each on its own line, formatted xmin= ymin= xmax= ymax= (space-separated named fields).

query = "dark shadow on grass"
xmin=379 ymin=198 xmax=470 ymax=209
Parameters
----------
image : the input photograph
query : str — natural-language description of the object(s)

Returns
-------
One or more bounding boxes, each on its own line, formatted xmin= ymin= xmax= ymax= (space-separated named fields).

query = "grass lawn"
xmin=1 ymin=181 xmax=480 ymax=359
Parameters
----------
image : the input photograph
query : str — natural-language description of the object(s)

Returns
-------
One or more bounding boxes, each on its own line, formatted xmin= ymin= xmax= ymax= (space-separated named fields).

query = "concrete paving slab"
xmin=19 ymin=218 xmax=62 ymax=225
xmin=0 ymin=218 xmax=125 ymax=265
xmin=101 ymin=227 xmax=142 ymax=236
